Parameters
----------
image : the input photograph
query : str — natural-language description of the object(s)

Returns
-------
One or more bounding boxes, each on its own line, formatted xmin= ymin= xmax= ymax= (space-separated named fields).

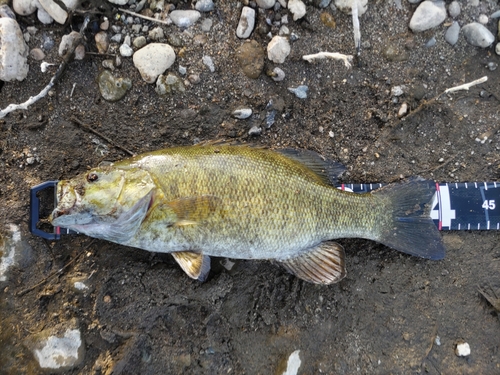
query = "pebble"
xmin=236 ymin=40 xmax=265 ymax=79
xmin=29 ymin=47 xmax=45 ymax=60
xmin=319 ymin=0 xmax=332 ymax=8
xmin=448 ymin=1 xmax=460 ymax=18
xmin=496 ymin=42 xmax=500 ymax=55
xmin=232 ymin=108 xmax=253 ymax=119
xmin=236 ymin=6 xmax=256 ymax=39
xmin=110 ymin=33 xmax=122 ymax=43
xmin=201 ymin=18 xmax=213 ymax=32
xmin=391 ymin=85 xmax=405 ymax=97
xmin=38 ymin=0 xmax=68 ymax=24
xmin=188 ymin=74 xmax=200 ymax=84
xmin=270 ymin=67 xmax=285 ymax=81
xmin=195 ymin=0 xmax=214 ymax=12
xmin=335 ymin=0 xmax=368 ymax=16
xmin=0 ymin=17 xmax=29 ymax=82
xmin=320 ymin=12 xmax=336 ymax=29
xmin=149 ymin=27 xmax=164 ymax=41
xmin=98 ymin=70 xmax=132 ymax=101
xmin=169 ymin=10 xmax=201 ymax=28
xmin=256 ymin=0 xmax=275 ymax=9
xmin=288 ymin=85 xmax=308 ymax=99
xmin=95 ymin=31 xmax=109 ymax=54
xmin=178 ymin=65 xmax=187 ymax=75
xmin=12 ymin=0 xmax=37 ymax=16
xmin=133 ymin=36 xmax=146 ymax=49
xmin=425 ymin=36 xmax=436 ymax=48
xmin=58 ymin=31 xmax=82 ymax=57
xmin=155 ymin=73 xmax=186 ymax=95
xmin=462 ymin=22 xmax=494 ymax=47
xmin=277 ymin=350 xmax=301 ymax=375
xmin=133 ymin=43 xmax=176 ymax=83
xmin=202 ymin=55 xmax=215 ymax=72
xmin=100 ymin=17 xmax=109 ymax=30
xmin=398 ymin=102 xmax=408 ymax=117
xmin=288 ymin=0 xmax=307 ymax=20
xmin=455 ymin=342 xmax=471 ymax=357
xmin=409 ymin=1 xmax=446 ymax=32
xmin=478 ymin=14 xmax=488 ymax=25
xmin=37 ymin=7 xmax=53 ymax=24
xmin=248 ymin=126 xmax=262 ymax=135
xmin=445 ymin=21 xmax=460 ymax=46
xmin=119 ymin=43 xmax=133 ymax=57
xmin=267 ymin=36 xmax=290 ymax=64
xmin=0 ymin=5 xmax=16 ymax=19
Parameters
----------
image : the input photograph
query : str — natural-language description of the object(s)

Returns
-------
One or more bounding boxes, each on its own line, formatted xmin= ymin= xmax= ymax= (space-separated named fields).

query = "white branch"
xmin=351 ymin=0 xmax=361 ymax=54
xmin=444 ymin=76 xmax=488 ymax=94
xmin=302 ymin=52 xmax=354 ymax=68
xmin=118 ymin=8 xmax=171 ymax=25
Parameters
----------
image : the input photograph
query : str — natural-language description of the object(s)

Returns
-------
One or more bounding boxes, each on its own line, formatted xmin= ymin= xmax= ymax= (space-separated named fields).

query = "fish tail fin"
xmin=373 ymin=178 xmax=445 ymax=260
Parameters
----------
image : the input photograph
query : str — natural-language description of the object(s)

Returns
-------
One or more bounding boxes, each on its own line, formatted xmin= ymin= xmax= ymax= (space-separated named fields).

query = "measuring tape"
xmin=30 ymin=181 xmax=500 ymax=240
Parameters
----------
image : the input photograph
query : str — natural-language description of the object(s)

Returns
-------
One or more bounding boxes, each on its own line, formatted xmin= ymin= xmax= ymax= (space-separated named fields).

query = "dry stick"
xmin=302 ymin=52 xmax=354 ymax=68
xmin=118 ymin=7 xmax=170 ymax=25
xmin=16 ymin=240 xmax=95 ymax=297
xmin=70 ymin=116 xmax=134 ymax=156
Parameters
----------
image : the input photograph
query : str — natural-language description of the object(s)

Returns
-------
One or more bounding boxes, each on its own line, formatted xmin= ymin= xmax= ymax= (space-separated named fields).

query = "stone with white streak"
xmin=267 ymin=36 xmax=290 ymax=64
xmin=133 ymin=43 xmax=176 ymax=83
xmin=288 ymin=0 xmax=307 ymax=20
xmin=236 ymin=6 xmax=256 ymax=39
xmin=409 ymin=1 xmax=446 ymax=32
xmin=0 ymin=18 xmax=29 ymax=82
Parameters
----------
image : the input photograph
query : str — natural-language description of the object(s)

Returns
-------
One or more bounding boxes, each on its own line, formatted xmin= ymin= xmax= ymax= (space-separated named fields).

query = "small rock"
xmin=391 ymin=85 xmax=405 ymax=97
xmin=496 ymin=42 xmax=500 ymax=55
xmin=30 ymin=48 xmax=45 ymax=60
xmin=256 ymin=0 xmax=275 ymax=9
xmin=123 ymin=35 xmax=131 ymax=46
xmin=320 ymin=12 xmax=336 ymax=29
xmin=318 ymin=0 xmax=331 ymax=8
xmin=110 ymin=33 xmax=122 ymax=43
xmin=448 ymin=1 xmax=460 ymax=18
xmin=169 ymin=10 xmax=201 ymax=28
xmin=267 ymin=36 xmax=290 ymax=64
xmin=100 ymin=17 xmax=109 ymax=30
xmin=178 ymin=65 xmax=187 ymax=75
xmin=478 ymin=14 xmax=488 ymax=25
xmin=487 ymin=61 xmax=497 ymax=71
xmin=202 ymin=55 xmax=215 ymax=72
xmin=188 ymin=74 xmax=200 ymax=84
xmin=133 ymin=43 xmax=176 ymax=83
xmin=398 ymin=102 xmax=408 ymax=117
xmin=462 ymin=22 xmax=494 ymax=47
xmin=445 ymin=21 xmax=460 ymax=46
xmin=270 ymin=67 xmax=285 ymax=81
xmin=455 ymin=342 xmax=471 ymax=357
xmin=248 ymin=126 xmax=262 ymax=135
xmin=38 ymin=0 xmax=68 ymax=24
xmin=119 ymin=44 xmax=133 ymax=57
xmin=107 ymin=0 xmax=127 ymax=4
xmin=58 ymin=31 xmax=82 ymax=58
xmin=410 ymin=1 xmax=446 ymax=32
xmin=288 ymin=85 xmax=308 ymax=99
xmin=98 ymin=70 xmax=132 ymax=101
xmin=37 ymin=7 xmax=53 ymax=24
xmin=95 ymin=31 xmax=109 ymax=54
xmin=0 ymin=18 xmax=29 ymax=82
xmin=201 ymin=18 xmax=213 ymax=32
xmin=132 ymin=36 xmax=147 ymax=49
xmin=236 ymin=40 xmax=265 ymax=79
xmin=236 ymin=6 xmax=256 ymax=39
xmin=335 ymin=0 xmax=368 ymax=15
xmin=232 ymin=108 xmax=253 ymax=119
xmin=155 ymin=73 xmax=186 ymax=95
xmin=12 ymin=0 xmax=37 ymax=16
xmin=149 ymin=26 xmax=164 ymax=41
xmin=288 ymin=0 xmax=306 ymax=20
xmin=74 ymin=44 xmax=85 ymax=60
xmin=195 ymin=0 xmax=214 ymax=12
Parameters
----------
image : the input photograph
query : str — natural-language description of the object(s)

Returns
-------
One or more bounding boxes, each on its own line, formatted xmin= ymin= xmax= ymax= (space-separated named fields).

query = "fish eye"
xmin=87 ymin=173 xmax=99 ymax=182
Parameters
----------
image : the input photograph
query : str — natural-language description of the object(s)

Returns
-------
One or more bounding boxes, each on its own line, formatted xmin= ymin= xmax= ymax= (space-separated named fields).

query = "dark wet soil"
xmin=1 ymin=1 xmax=500 ymax=374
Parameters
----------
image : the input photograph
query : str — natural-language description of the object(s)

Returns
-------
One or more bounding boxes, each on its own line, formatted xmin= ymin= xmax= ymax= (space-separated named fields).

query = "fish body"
xmin=50 ymin=145 xmax=445 ymax=284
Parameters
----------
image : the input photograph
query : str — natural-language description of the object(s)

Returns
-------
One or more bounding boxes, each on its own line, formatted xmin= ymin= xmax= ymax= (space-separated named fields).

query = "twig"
xmin=16 ymin=240 xmax=94 ymax=297
xmin=70 ymin=116 xmax=134 ymax=156
xmin=118 ymin=8 xmax=171 ymax=25
xmin=444 ymin=76 xmax=488 ymax=93
xmin=302 ymin=52 xmax=354 ymax=68
xmin=351 ymin=0 xmax=361 ymax=55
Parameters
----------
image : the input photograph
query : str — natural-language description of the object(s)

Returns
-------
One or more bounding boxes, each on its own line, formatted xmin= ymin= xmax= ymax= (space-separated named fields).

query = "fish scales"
xmin=50 ymin=145 xmax=445 ymax=284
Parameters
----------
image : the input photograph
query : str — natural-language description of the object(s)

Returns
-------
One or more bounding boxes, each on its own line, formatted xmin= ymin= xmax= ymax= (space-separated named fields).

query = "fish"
xmin=50 ymin=144 xmax=445 ymax=284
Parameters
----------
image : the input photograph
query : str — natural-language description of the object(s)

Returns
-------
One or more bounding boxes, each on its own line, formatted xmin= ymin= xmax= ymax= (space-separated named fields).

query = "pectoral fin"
xmin=171 ymin=251 xmax=211 ymax=281
xmin=167 ymin=196 xmax=221 ymax=226
xmin=280 ymin=242 xmax=346 ymax=285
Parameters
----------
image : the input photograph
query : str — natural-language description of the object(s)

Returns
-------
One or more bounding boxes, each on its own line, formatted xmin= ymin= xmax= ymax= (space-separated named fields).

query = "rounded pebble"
xmin=169 ymin=10 xmax=201 ymax=28
xmin=155 ymin=73 xmax=186 ymax=95
xmin=232 ymin=108 xmax=253 ymax=119
xmin=133 ymin=43 xmax=176 ymax=83
xmin=267 ymin=36 xmax=290 ymax=64
xmin=462 ymin=22 xmax=494 ymax=47
xmin=98 ymin=70 xmax=132 ymax=101
xmin=256 ymin=0 xmax=275 ymax=9
xmin=132 ymin=36 xmax=146 ymax=49
xmin=95 ymin=31 xmax=109 ymax=54
xmin=448 ymin=1 xmax=460 ymax=18
xmin=270 ymin=67 xmax=285 ymax=81
xmin=288 ymin=0 xmax=307 ymax=20
xmin=248 ymin=126 xmax=262 ymax=136
xmin=236 ymin=6 xmax=255 ymax=39
xmin=409 ymin=1 xmax=446 ymax=32
xmin=195 ymin=0 xmax=214 ymax=12
xmin=12 ymin=0 xmax=37 ymax=16
xmin=320 ymin=12 xmax=336 ymax=29
xmin=202 ymin=55 xmax=215 ymax=72
xmin=478 ymin=14 xmax=488 ymax=25
xmin=445 ymin=21 xmax=460 ymax=46
xmin=30 ymin=47 xmax=45 ymax=60
xmin=236 ymin=40 xmax=265 ymax=79
xmin=455 ymin=342 xmax=471 ymax=357
xmin=119 ymin=43 xmax=133 ymax=57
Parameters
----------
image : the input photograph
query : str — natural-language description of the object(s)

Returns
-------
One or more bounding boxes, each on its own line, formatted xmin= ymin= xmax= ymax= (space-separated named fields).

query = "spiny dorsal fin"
xmin=280 ymin=242 xmax=346 ymax=284
xmin=171 ymin=251 xmax=211 ymax=281
xmin=277 ymin=148 xmax=345 ymax=185
xmin=167 ymin=195 xmax=221 ymax=226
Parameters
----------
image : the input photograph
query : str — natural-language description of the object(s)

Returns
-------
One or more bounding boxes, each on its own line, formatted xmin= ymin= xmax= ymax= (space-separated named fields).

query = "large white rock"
xmin=288 ymin=0 xmax=307 ymax=20
xmin=462 ymin=22 xmax=494 ymax=47
xmin=267 ymin=36 xmax=290 ymax=64
xmin=12 ymin=0 xmax=37 ymax=16
xmin=236 ymin=6 xmax=255 ymax=39
xmin=409 ymin=1 xmax=446 ymax=32
xmin=0 ymin=18 xmax=29 ymax=82
xmin=169 ymin=10 xmax=201 ymax=28
xmin=133 ymin=43 xmax=176 ymax=83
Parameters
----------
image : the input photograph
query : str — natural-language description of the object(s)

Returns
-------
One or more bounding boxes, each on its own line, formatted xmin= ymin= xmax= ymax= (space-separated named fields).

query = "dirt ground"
xmin=1 ymin=0 xmax=500 ymax=374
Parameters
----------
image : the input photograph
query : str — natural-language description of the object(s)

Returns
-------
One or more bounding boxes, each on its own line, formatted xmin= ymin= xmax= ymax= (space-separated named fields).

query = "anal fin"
xmin=280 ymin=242 xmax=346 ymax=285
xmin=171 ymin=251 xmax=211 ymax=282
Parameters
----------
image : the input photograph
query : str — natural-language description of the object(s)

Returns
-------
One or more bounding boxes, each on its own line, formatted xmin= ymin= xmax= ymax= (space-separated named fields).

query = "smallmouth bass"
xmin=50 ymin=145 xmax=445 ymax=284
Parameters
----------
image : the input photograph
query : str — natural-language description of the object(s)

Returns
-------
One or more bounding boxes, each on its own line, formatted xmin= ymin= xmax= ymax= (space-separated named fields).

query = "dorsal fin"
xmin=171 ymin=251 xmax=211 ymax=281
xmin=279 ymin=242 xmax=346 ymax=284
xmin=277 ymin=148 xmax=345 ymax=185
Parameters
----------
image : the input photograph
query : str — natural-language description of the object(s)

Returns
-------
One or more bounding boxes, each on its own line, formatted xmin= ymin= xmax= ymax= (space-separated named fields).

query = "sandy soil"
xmin=1 ymin=0 xmax=500 ymax=374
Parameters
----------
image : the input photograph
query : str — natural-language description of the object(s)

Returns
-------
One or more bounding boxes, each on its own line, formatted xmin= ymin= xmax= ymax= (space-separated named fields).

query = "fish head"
xmin=50 ymin=166 xmax=156 ymax=241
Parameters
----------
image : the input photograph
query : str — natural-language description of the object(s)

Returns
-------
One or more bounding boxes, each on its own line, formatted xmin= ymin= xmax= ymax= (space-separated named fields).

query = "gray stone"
xmin=12 ymin=0 xmax=37 ymax=16
xmin=58 ymin=31 xmax=82 ymax=57
xmin=98 ymin=70 xmax=132 ymax=101
xmin=195 ymin=0 xmax=214 ymax=12
xmin=37 ymin=6 xmax=53 ymax=24
xmin=267 ymin=36 xmax=290 ymax=64
xmin=119 ymin=43 xmax=133 ymax=57
xmin=201 ymin=18 xmax=213 ymax=32
xmin=155 ymin=73 xmax=186 ymax=95
xmin=462 ymin=22 xmax=494 ymax=47
xmin=148 ymin=27 xmax=164 ymax=41
xmin=133 ymin=43 xmax=176 ymax=83
xmin=169 ymin=10 xmax=201 ymax=28
xmin=232 ymin=108 xmax=253 ymax=119
xmin=257 ymin=0 xmax=275 ymax=9
xmin=448 ymin=1 xmax=460 ymax=18
xmin=288 ymin=0 xmax=306 ymax=20
xmin=445 ymin=21 xmax=460 ymax=46
xmin=202 ymin=55 xmax=215 ymax=72
xmin=236 ymin=40 xmax=265 ymax=79
xmin=248 ymin=126 xmax=262 ymax=135
xmin=132 ymin=36 xmax=147 ymax=49
xmin=288 ymin=85 xmax=308 ymax=99
xmin=0 ymin=18 xmax=29 ymax=81
xmin=236 ymin=6 xmax=255 ymax=39
xmin=409 ymin=1 xmax=446 ymax=32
